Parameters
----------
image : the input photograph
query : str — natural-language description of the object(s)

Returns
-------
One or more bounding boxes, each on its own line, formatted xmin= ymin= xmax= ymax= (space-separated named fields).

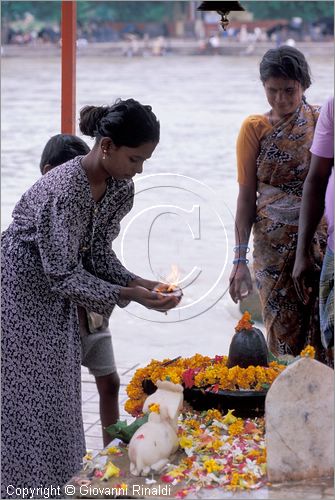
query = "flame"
xmin=166 ymin=264 xmax=180 ymax=292
xmin=156 ymin=264 xmax=181 ymax=292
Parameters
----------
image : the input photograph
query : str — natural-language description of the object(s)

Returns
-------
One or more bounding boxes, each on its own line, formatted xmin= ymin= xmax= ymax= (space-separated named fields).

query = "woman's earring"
xmin=102 ymin=150 xmax=107 ymax=160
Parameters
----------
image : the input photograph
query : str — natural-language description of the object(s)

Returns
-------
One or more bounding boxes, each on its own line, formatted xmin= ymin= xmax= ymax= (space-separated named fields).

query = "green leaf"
xmin=268 ymin=351 xmax=296 ymax=366
xmin=268 ymin=351 xmax=281 ymax=363
xmin=105 ymin=414 xmax=149 ymax=444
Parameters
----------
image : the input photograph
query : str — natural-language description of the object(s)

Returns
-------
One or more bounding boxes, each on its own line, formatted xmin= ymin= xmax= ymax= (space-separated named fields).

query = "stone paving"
xmin=81 ymin=364 xmax=138 ymax=454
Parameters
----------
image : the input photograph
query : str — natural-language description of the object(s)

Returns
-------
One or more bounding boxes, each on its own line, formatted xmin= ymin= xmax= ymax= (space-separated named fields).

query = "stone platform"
xmin=80 ymin=367 xmax=334 ymax=500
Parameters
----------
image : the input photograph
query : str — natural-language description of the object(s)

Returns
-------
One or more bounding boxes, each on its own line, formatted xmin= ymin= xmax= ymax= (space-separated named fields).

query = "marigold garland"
xmin=125 ymin=353 xmax=286 ymax=416
xmin=125 ymin=345 xmax=316 ymax=417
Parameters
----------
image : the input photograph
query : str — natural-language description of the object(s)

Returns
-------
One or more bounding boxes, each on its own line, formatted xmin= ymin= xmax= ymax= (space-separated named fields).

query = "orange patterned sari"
xmin=253 ymin=101 xmax=327 ymax=360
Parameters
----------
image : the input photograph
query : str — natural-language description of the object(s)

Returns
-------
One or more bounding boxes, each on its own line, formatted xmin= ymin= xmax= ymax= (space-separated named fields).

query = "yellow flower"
xmin=255 ymin=366 xmax=267 ymax=384
xmin=106 ymin=446 xmax=121 ymax=455
xmin=148 ymin=403 xmax=160 ymax=413
xmin=228 ymin=418 xmax=244 ymax=436
xmin=204 ymin=409 xmax=222 ymax=422
xmin=210 ymin=439 xmax=223 ymax=451
xmin=222 ymin=409 xmax=237 ymax=425
xmin=230 ymin=472 xmax=240 ymax=486
xmin=300 ymin=345 xmax=316 ymax=358
xmin=256 ymin=448 xmax=267 ymax=464
xmin=186 ymin=418 xmax=200 ymax=430
xmin=101 ymin=462 xmax=120 ymax=480
xmin=179 ymin=436 xmax=194 ymax=449
xmin=191 ymin=428 xmax=203 ymax=437
xmin=203 ymin=458 xmax=221 ymax=473
xmin=166 ymin=466 xmax=186 ymax=478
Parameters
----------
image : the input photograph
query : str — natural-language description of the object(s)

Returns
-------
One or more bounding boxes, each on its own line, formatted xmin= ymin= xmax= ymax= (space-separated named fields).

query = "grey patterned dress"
xmin=1 ymin=157 xmax=135 ymax=497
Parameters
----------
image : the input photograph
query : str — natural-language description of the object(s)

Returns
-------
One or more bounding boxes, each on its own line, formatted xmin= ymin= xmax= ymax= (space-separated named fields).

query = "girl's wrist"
xmin=119 ymin=287 xmax=133 ymax=301
xmin=128 ymin=277 xmax=156 ymax=290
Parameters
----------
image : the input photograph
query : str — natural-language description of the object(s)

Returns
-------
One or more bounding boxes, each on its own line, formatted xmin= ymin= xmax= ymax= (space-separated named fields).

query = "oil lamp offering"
xmin=197 ymin=1 xmax=245 ymax=31
xmin=154 ymin=264 xmax=183 ymax=301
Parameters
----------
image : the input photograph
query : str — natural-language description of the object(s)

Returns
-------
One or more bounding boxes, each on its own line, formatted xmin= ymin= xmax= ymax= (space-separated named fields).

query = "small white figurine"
xmin=128 ymin=380 xmax=184 ymax=476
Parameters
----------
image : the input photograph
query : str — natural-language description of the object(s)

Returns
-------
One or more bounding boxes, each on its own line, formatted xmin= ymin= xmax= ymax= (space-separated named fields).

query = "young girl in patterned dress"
xmin=39 ymin=133 xmax=127 ymax=449
xmin=1 ymin=99 xmax=180 ymax=497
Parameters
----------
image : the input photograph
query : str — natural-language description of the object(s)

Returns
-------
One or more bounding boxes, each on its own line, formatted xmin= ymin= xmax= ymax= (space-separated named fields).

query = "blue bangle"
xmin=233 ymin=258 xmax=249 ymax=265
xmin=233 ymin=245 xmax=250 ymax=253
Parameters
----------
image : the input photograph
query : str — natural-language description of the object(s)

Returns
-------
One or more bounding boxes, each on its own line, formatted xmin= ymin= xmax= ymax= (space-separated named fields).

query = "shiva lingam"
xmin=197 ymin=1 xmax=245 ymax=31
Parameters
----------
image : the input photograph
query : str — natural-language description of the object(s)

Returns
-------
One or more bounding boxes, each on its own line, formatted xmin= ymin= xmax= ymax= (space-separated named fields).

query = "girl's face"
xmin=264 ymin=77 xmax=304 ymax=118
xmin=103 ymin=141 xmax=158 ymax=180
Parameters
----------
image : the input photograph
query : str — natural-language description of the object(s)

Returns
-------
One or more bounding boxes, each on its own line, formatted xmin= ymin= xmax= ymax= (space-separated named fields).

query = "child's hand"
xmin=130 ymin=285 xmax=180 ymax=312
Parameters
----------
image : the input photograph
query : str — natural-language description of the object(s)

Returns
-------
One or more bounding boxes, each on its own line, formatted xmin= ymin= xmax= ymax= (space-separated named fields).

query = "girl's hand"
xmin=123 ymin=285 xmax=180 ymax=312
xmin=127 ymin=277 xmax=158 ymax=290
xmin=127 ymin=278 xmax=183 ymax=304
xmin=229 ymin=263 xmax=253 ymax=304
xmin=153 ymin=282 xmax=183 ymax=303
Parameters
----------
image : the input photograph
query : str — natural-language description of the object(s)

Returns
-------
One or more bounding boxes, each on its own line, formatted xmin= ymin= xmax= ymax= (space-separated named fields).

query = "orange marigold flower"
xmin=204 ymin=409 xmax=222 ymax=422
xmin=124 ymin=398 xmax=145 ymax=417
xmin=235 ymin=311 xmax=254 ymax=332
xmin=228 ymin=418 xmax=244 ymax=436
xmin=300 ymin=345 xmax=316 ymax=359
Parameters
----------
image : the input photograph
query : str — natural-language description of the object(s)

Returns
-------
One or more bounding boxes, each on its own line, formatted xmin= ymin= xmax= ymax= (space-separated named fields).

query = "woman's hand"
xmin=120 ymin=285 xmax=180 ymax=312
xmin=292 ymin=254 xmax=315 ymax=305
xmin=229 ymin=263 xmax=253 ymax=304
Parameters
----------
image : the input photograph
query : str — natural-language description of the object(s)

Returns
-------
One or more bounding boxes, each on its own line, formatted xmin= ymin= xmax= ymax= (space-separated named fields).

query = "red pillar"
xmin=61 ymin=1 xmax=76 ymax=134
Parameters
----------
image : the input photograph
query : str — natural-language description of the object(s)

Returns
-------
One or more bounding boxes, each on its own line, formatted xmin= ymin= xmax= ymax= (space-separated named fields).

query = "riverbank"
xmin=2 ymin=39 xmax=334 ymax=58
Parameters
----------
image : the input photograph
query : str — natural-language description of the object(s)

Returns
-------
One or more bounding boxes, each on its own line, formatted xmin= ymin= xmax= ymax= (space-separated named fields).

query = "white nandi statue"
xmin=128 ymin=380 xmax=184 ymax=476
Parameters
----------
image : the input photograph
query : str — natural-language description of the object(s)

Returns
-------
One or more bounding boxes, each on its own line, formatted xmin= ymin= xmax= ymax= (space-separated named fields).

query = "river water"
xmin=1 ymin=53 xmax=333 ymax=365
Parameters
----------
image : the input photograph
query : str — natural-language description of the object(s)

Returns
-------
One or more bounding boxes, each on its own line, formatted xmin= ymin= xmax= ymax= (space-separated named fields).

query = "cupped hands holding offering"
xmin=125 ymin=277 xmax=183 ymax=311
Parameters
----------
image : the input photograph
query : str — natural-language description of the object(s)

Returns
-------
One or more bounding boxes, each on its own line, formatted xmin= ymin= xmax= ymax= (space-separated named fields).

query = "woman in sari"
xmin=229 ymin=46 xmax=327 ymax=361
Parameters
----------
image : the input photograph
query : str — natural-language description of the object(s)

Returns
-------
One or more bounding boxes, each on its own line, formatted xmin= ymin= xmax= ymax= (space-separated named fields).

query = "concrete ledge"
xmin=2 ymin=40 xmax=334 ymax=58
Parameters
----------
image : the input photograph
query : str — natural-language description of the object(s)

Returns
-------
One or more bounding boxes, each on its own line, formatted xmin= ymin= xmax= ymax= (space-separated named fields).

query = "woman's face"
xmin=263 ymin=77 xmax=304 ymax=118
xmin=103 ymin=141 xmax=158 ymax=180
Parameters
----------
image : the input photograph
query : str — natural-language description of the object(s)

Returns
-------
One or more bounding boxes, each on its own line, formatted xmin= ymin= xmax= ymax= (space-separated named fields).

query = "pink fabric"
xmin=310 ymin=96 xmax=334 ymax=251
xmin=325 ymin=171 xmax=334 ymax=251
